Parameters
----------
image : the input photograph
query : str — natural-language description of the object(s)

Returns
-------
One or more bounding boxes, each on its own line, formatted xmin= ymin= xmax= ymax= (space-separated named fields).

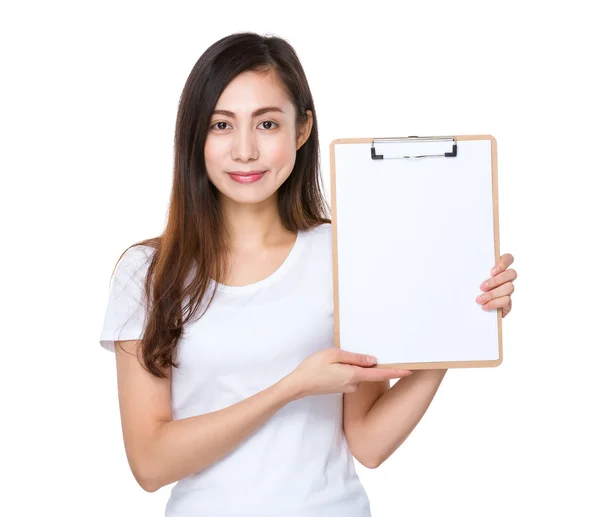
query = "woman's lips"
xmin=227 ymin=170 xmax=266 ymax=183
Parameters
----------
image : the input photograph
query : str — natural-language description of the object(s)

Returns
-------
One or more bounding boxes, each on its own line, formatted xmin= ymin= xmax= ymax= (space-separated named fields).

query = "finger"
xmin=352 ymin=366 xmax=412 ymax=382
xmin=481 ymin=295 xmax=511 ymax=311
xmin=476 ymin=281 xmax=514 ymax=305
xmin=491 ymin=253 xmax=514 ymax=275
xmin=481 ymin=268 xmax=517 ymax=291
xmin=502 ymin=298 xmax=512 ymax=318
xmin=333 ymin=349 xmax=377 ymax=367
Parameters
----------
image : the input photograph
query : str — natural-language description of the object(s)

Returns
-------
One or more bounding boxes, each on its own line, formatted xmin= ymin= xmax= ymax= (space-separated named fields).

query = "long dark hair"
xmin=110 ymin=32 xmax=330 ymax=378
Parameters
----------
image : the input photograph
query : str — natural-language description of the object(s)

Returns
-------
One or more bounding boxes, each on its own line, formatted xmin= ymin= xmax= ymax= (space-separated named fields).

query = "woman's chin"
xmin=220 ymin=187 xmax=278 ymax=206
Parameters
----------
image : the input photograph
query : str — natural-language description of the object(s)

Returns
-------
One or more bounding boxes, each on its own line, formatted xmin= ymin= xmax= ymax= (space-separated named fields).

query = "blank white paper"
xmin=333 ymin=139 xmax=499 ymax=365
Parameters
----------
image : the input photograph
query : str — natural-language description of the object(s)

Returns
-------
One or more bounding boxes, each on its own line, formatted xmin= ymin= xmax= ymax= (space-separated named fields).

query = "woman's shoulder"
xmin=305 ymin=221 xmax=332 ymax=236
xmin=112 ymin=244 xmax=156 ymax=280
xmin=119 ymin=244 xmax=156 ymax=265
xmin=301 ymin=222 xmax=332 ymax=252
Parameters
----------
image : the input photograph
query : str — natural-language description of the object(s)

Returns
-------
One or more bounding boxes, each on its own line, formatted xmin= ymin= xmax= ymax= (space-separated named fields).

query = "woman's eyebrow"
xmin=212 ymin=107 xmax=284 ymax=118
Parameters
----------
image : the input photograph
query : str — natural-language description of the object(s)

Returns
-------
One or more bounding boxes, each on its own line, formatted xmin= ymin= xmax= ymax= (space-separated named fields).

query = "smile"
xmin=227 ymin=171 xmax=267 ymax=183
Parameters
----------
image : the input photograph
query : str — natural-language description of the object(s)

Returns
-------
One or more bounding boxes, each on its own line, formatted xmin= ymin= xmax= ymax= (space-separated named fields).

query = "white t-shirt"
xmin=99 ymin=222 xmax=372 ymax=517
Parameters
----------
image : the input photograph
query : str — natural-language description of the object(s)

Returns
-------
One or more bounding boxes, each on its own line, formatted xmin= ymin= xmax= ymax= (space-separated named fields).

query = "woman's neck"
xmin=221 ymin=195 xmax=291 ymax=253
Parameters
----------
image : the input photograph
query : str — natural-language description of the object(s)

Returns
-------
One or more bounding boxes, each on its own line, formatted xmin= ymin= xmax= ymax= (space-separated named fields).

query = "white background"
xmin=2 ymin=1 xmax=598 ymax=515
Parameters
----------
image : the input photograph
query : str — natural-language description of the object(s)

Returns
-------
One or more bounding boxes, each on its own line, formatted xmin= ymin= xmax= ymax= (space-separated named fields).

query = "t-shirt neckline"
xmin=211 ymin=229 xmax=306 ymax=294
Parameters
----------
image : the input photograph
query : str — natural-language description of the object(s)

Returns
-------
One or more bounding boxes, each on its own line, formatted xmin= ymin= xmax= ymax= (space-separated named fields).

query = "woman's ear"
xmin=296 ymin=110 xmax=313 ymax=150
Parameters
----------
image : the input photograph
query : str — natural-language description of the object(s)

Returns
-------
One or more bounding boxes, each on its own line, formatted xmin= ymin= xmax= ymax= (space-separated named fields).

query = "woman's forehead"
xmin=215 ymin=71 xmax=292 ymax=114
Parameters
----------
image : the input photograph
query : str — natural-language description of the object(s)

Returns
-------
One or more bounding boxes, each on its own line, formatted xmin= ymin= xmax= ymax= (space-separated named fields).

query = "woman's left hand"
xmin=476 ymin=253 xmax=517 ymax=318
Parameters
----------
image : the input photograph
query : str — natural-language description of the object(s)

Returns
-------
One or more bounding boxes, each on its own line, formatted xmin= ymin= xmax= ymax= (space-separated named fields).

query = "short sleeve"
xmin=98 ymin=245 xmax=155 ymax=352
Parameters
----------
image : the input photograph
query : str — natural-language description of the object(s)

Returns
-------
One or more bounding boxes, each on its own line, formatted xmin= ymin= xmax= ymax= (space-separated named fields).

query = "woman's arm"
xmin=114 ymin=340 xmax=301 ymax=493
xmin=349 ymin=369 xmax=447 ymax=468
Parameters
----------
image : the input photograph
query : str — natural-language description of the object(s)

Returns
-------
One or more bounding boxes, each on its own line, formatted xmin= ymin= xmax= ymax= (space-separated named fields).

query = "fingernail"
xmin=367 ymin=356 xmax=377 ymax=362
xmin=491 ymin=267 xmax=498 ymax=275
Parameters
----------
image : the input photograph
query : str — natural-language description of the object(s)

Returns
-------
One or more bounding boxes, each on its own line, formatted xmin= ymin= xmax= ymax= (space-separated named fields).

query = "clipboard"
xmin=329 ymin=135 xmax=502 ymax=369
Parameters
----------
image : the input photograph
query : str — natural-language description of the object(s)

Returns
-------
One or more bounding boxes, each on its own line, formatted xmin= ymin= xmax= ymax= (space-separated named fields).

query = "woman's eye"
xmin=212 ymin=121 xmax=231 ymax=131
xmin=211 ymin=120 xmax=279 ymax=131
xmin=259 ymin=120 xmax=278 ymax=130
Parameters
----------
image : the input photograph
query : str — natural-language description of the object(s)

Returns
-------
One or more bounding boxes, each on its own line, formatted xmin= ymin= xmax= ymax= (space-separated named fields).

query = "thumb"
xmin=334 ymin=349 xmax=377 ymax=366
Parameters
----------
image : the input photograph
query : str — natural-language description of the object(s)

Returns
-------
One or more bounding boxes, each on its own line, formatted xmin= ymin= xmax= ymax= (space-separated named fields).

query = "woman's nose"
xmin=231 ymin=128 xmax=259 ymax=161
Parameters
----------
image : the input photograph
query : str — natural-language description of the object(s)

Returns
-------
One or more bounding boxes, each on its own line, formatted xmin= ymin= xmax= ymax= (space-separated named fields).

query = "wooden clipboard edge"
xmin=329 ymin=135 xmax=503 ymax=370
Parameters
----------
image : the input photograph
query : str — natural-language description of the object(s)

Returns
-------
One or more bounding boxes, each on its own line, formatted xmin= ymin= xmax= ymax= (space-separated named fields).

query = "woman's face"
xmin=204 ymin=70 xmax=312 ymax=207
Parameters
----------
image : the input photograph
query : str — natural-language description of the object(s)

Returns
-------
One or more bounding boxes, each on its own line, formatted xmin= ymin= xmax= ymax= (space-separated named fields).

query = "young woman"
xmin=99 ymin=32 xmax=517 ymax=517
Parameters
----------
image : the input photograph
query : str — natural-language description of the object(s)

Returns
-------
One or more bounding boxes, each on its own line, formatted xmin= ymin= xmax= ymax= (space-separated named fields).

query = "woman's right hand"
xmin=287 ymin=348 xmax=413 ymax=398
